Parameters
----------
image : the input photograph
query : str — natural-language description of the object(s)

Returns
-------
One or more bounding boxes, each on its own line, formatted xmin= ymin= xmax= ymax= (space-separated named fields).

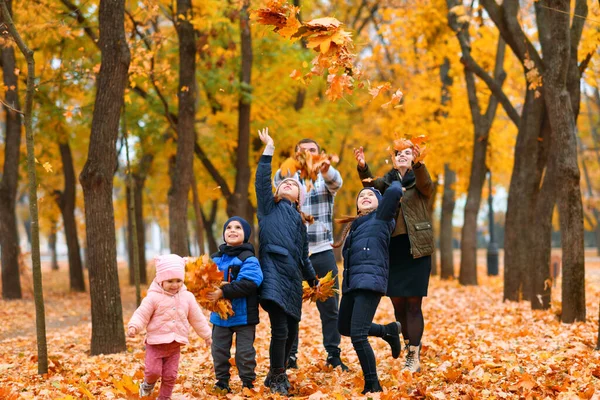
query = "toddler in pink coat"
xmin=128 ymin=254 xmax=212 ymax=399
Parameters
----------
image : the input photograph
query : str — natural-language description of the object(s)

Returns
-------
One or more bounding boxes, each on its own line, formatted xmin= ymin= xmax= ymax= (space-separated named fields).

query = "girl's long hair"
xmin=332 ymin=209 xmax=374 ymax=248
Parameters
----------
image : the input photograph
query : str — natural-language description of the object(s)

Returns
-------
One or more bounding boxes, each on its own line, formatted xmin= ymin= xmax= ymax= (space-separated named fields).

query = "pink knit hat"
xmin=276 ymin=177 xmax=306 ymax=207
xmin=154 ymin=254 xmax=185 ymax=283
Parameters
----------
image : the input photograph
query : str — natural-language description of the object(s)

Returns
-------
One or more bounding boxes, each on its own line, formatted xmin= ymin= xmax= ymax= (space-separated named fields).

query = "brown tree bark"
xmin=447 ymin=4 xmax=507 ymax=285
xmin=0 ymin=0 xmax=22 ymax=299
xmin=227 ymin=0 xmax=254 ymax=228
xmin=440 ymin=164 xmax=456 ymax=280
xmin=79 ymin=0 xmax=130 ymax=355
xmin=536 ymin=0 xmax=586 ymax=323
xmin=54 ymin=141 xmax=85 ymax=292
xmin=200 ymin=199 xmax=219 ymax=254
xmin=191 ymin=171 xmax=205 ymax=255
xmin=127 ymin=153 xmax=151 ymax=285
xmin=168 ymin=0 xmax=197 ymax=256
xmin=49 ymin=229 xmax=59 ymax=271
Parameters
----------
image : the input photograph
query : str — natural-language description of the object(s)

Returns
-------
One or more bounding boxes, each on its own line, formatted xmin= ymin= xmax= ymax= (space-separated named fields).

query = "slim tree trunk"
xmin=191 ymin=171 xmax=205 ymax=254
xmin=168 ymin=0 xmax=196 ymax=256
xmin=200 ymin=199 xmax=219 ymax=254
xmin=127 ymin=154 xmax=151 ymax=286
xmin=536 ymin=0 xmax=585 ymax=323
xmin=440 ymin=164 xmax=456 ymax=279
xmin=79 ymin=0 xmax=130 ymax=355
xmin=49 ymin=229 xmax=59 ymax=270
xmin=54 ymin=141 xmax=85 ymax=292
xmin=1 ymin=0 xmax=48 ymax=372
xmin=0 ymin=0 xmax=22 ymax=299
xmin=227 ymin=0 xmax=254 ymax=227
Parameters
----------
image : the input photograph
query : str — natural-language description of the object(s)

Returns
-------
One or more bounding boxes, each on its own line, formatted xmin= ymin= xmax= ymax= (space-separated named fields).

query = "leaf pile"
xmin=185 ymin=255 xmax=234 ymax=320
xmin=253 ymin=1 xmax=401 ymax=106
xmin=302 ymin=271 xmax=339 ymax=303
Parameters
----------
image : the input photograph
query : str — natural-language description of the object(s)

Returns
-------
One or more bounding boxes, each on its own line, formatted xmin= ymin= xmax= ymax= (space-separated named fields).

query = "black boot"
xmin=213 ymin=380 xmax=231 ymax=394
xmin=286 ymin=355 xmax=298 ymax=369
xmin=362 ymin=379 xmax=383 ymax=394
xmin=242 ymin=380 xmax=254 ymax=389
xmin=382 ymin=321 xmax=402 ymax=359
xmin=327 ymin=354 xmax=350 ymax=371
xmin=268 ymin=368 xmax=289 ymax=395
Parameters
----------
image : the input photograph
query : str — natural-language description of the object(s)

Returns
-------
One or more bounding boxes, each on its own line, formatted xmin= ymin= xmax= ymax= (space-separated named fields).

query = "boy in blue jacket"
xmin=206 ymin=216 xmax=263 ymax=393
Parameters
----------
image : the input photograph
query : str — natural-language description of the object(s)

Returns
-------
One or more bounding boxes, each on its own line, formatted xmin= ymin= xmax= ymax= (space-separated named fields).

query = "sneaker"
xmin=382 ymin=321 xmax=402 ymax=359
xmin=270 ymin=372 xmax=289 ymax=395
xmin=404 ymin=344 xmax=421 ymax=372
xmin=139 ymin=381 xmax=155 ymax=397
xmin=326 ymin=355 xmax=349 ymax=371
xmin=213 ymin=380 xmax=231 ymax=394
xmin=242 ymin=380 xmax=254 ymax=389
xmin=286 ymin=355 xmax=298 ymax=369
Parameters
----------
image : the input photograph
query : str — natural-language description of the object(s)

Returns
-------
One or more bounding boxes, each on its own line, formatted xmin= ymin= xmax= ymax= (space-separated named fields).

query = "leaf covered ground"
xmin=0 ymin=252 xmax=599 ymax=399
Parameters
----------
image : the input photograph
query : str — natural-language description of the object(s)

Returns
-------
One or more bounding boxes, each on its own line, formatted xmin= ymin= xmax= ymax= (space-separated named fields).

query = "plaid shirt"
xmin=274 ymin=166 xmax=343 ymax=254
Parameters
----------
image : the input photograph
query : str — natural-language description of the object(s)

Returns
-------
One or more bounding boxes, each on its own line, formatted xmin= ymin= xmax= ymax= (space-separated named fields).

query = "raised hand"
xmin=354 ymin=146 xmax=366 ymax=168
xmin=258 ymin=127 xmax=274 ymax=147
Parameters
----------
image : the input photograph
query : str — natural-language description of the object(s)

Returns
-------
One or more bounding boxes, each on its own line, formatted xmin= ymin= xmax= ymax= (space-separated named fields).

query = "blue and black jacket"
xmin=209 ymin=243 xmax=263 ymax=327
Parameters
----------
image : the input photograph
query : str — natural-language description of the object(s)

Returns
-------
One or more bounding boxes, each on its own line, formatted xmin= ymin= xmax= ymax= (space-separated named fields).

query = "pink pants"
xmin=144 ymin=341 xmax=182 ymax=400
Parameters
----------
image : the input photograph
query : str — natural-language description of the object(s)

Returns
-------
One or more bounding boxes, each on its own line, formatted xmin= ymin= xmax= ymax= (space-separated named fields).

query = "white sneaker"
xmin=404 ymin=344 xmax=421 ymax=372
xmin=139 ymin=381 xmax=155 ymax=397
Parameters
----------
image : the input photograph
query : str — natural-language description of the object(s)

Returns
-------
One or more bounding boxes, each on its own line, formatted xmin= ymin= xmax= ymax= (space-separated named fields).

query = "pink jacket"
xmin=127 ymin=280 xmax=211 ymax=345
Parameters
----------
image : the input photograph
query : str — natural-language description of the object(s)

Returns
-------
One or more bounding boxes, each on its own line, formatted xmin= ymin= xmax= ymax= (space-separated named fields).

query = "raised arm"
xmin=354 ymin=146 xmax=389 ymax=193
xmin=376 ymin=181 xmax=403 ymax=221
xmin=256 ymin=128 xmax=276 ymax=216
xmin=413 ymin=162 xmax=435 ymax=198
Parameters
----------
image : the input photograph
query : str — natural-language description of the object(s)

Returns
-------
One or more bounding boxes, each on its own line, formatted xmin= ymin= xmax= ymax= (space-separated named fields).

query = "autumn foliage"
xmin=185 ymin=255 xmax=234 ymax=319
xmin=280 ymin=150 xmax=340 ymax=192
xmin=302 ymin=271 xmax=339 ymax=303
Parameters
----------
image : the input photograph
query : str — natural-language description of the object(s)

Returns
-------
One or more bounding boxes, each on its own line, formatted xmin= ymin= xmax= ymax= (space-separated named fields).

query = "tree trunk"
xmin=536 ymin=0 xmax=585 ymax=323
xmin=200 ymin=199 xmax=219 ymax=254
xmin=78 ymin=0 xmax=130 ymax=355
xmin=168 ymin=0 xmax=196 ymax=256
xmin=49 ymin=230 xmax=59 ymax=270
xmin=191 ymin=172 xmax=205 ymax=255
xmin=0 ymin=0 xmax=22 ymax=299
xmin=55 ymin=141 xmax=85 ymax=292
xmin=227 ymin=0 xmax=254 ymax=227
xmin=127 ymin=154 xmax=151 ymax=286
xmin=1 ymin=0 xmax=48 ymax=372
xmin=440 ymin=164 xmax=456 ymax=279
xmin=529 ymin=118 xmax=554 ymax=310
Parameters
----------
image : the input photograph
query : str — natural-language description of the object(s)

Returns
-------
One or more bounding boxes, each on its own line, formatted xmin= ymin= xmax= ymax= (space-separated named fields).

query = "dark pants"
xmin=390 ymin=296 xmax=424 ymax=346
xmin=211 ymin=324 xmax=257 ymax=383
xmin=338 ymin=290 xmax=386 ymax=383
xmin=290 ymin=250 xmax=341 ymax=358
xmin=262 ymin=301 xmax=299 ymax=370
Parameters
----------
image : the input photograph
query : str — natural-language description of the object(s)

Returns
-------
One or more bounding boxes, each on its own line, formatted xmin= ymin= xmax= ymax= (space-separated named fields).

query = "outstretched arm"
xmin=355 ymin=146 xmax=388 ymax=194
xmin=413 ymin=162 xmax=435 ymax=198
xmin=376 ymin=181 xmax=403 ymax=221
xmin=256 ymin=128 xmax=276 ymax=215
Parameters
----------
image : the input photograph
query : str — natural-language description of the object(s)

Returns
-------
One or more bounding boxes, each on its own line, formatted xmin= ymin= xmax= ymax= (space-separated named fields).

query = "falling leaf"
xmin=381 ymin=89 xmax=403 ymax=109
xmin=42 ymin=162 xmax=53 ymax=173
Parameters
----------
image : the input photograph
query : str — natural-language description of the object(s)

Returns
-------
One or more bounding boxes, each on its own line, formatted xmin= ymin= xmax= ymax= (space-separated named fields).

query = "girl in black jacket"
xmin=256 ymin=128 xmax=317 ymax=395
xmin=333 ymin=181 xmax=403 ymax=394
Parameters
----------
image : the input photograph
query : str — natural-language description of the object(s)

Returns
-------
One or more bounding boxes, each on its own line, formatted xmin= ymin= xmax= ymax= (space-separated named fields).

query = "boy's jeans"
xmin=144 ymin=341 xmax=181 ymax=399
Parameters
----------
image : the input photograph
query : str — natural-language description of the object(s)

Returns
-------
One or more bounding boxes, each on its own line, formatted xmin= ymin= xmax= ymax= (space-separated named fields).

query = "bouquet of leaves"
xmin=280 ymin=150 xmax=340 ymax=192
xmin=185 ymin=255 xmax=234 ymax=319
xmin=302 ymin=271 xmax=339 ymax=302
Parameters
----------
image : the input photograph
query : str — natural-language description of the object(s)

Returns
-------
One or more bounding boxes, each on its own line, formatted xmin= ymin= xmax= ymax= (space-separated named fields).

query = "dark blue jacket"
xmin=342 ymin=181 xmax=403 ymax=294
xmin=255 ymin=155 xmax=317 ymax=321
xmin=210 ymin=243 xmax=263 ymax=327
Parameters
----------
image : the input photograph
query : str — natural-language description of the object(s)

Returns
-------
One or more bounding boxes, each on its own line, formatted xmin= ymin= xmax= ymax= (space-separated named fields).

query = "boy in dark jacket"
xmin=207 ymin=216 xmax=263 ymax=393
xmin=333 ymin=181 xmax=403 ymax=394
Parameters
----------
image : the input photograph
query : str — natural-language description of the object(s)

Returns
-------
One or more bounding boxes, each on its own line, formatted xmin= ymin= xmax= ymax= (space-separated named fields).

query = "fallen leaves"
xmin=186 ymin=255 xmax=235 ymax=320
xmin=302 ymin=271 xmax=339 ymax=303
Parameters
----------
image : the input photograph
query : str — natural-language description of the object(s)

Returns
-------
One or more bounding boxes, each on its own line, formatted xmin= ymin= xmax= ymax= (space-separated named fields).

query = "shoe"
xmin=382 ymin=322 xmax=402 ymax=359
xmin=213 ymin=380 xmax=231 ymax=394
xmin=404 ymin=344 xmax=422 ymax=372
xmin=361 ymin=379 xmax=382 ymax=394
xmin=268 ymin=369 xmax=289 ymax=395
xmin=264 ymin=368 xmax=290 ymax=390
xmin=326 ymin=355 xmax=349 ymax=371
xmin=139 ymin=381 xmax=155 ymax=397
xmin=242 ymin=380 xmax=254 ymax=389
xmin=286 ymin=355 xmax=298 ymax=369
